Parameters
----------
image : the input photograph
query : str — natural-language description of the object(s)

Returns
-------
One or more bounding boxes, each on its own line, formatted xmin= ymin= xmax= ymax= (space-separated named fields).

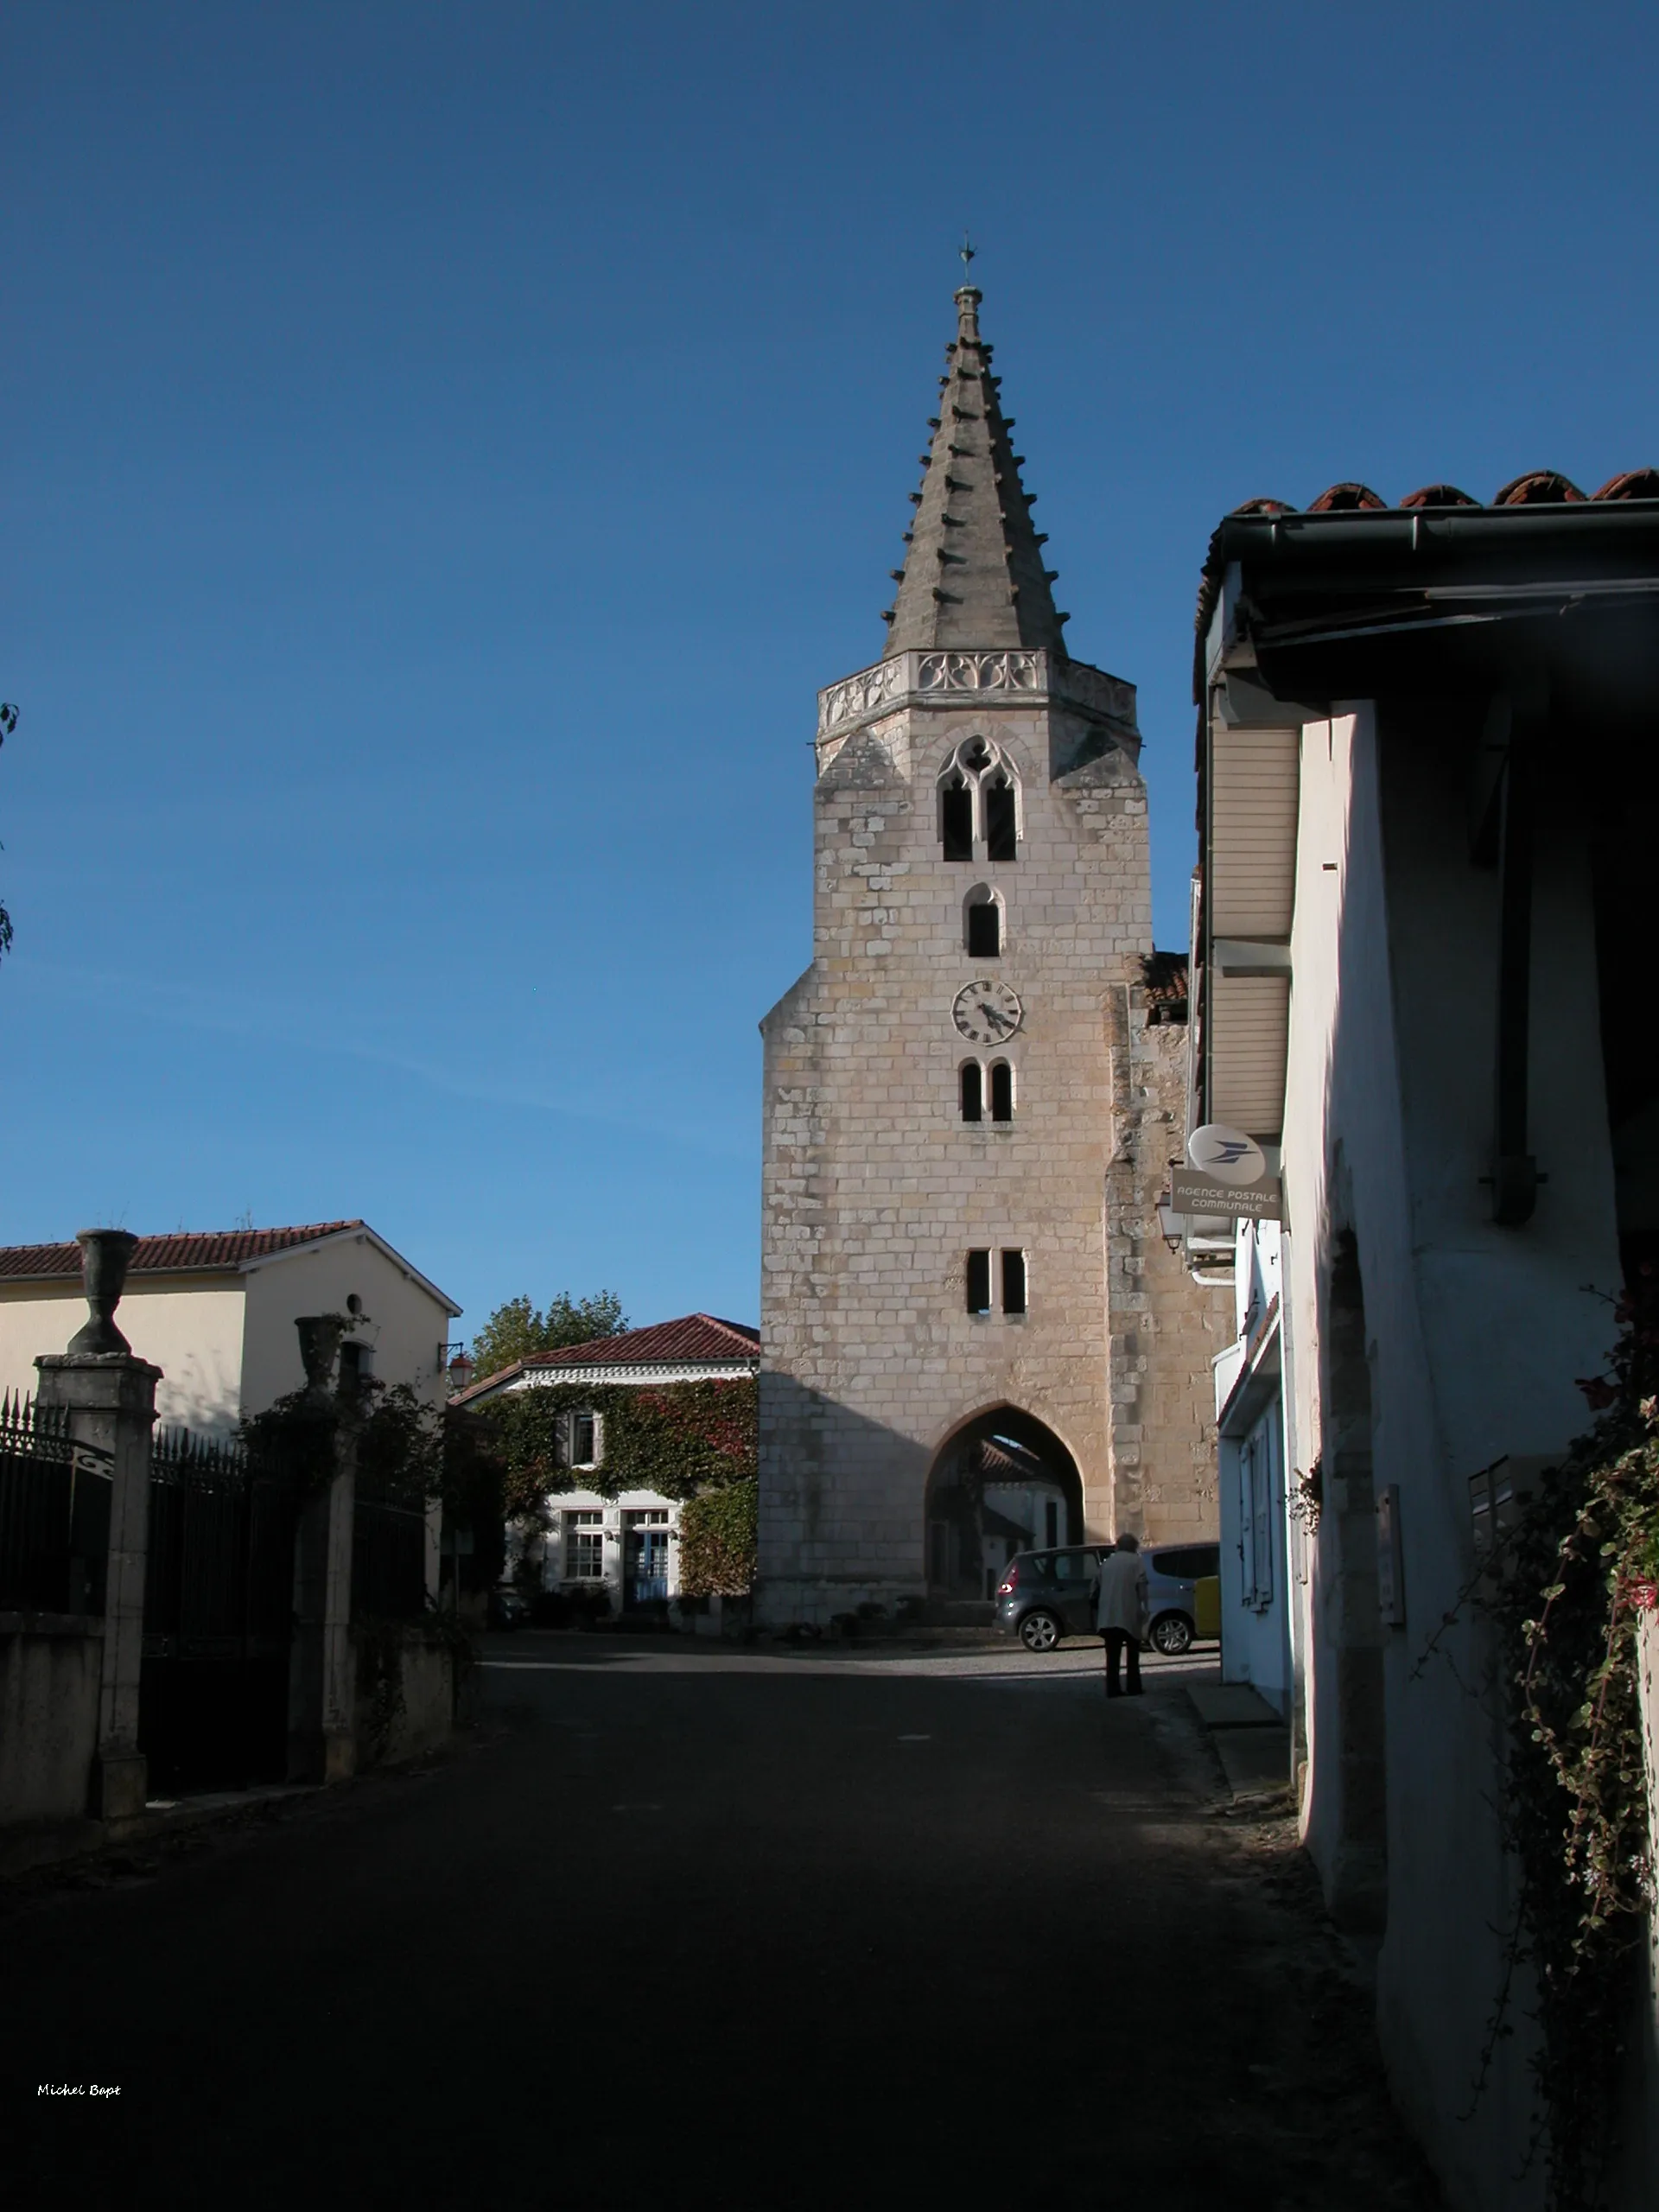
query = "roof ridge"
xmin=881 ymin=283 xmax=1065 ymax=658
xmin=0 ymin=1220 xmax=365 ymax=1280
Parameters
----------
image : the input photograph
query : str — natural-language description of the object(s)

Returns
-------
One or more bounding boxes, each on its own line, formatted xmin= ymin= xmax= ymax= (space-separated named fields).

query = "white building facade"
xmin=0 ymin=1221 xmax=461 ymax=1433
xmin=455 ymin=1313 xmax=760 ymax=1618
xmin=1189 ymin=474 xmax=1659 ymax=2209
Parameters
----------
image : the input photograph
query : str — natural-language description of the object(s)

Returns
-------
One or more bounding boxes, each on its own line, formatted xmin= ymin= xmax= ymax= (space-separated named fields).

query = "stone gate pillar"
xmin=286 ymin=1317 xmax=358 ymax=1784
xmin=34 ymin=1229 xmax=161 ymax=1827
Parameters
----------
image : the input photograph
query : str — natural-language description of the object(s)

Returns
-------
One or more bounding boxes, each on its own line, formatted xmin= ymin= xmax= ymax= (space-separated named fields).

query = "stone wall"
xmin=353 ymin=1626 xmax=454 ymax=1770
xmin=1106 ymin=996 xmax=1230 ymax=1545
xmin=0 ymin=1613 xmax=103 ymax=1827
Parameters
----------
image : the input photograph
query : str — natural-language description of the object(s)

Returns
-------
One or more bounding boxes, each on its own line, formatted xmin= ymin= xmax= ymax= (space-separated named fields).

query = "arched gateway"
xmin=925 ymin=1408 xmax=1083 ymax=1602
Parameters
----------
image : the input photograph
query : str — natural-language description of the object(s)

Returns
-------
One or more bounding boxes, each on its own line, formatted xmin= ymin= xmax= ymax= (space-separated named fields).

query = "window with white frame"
xmin=563 ymin=1510 xmax=605 ymax=1580
xmin=560 ymin=1409 xmax=601 ymax=1469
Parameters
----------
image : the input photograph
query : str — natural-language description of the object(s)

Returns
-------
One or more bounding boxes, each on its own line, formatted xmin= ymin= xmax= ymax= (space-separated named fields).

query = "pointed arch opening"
xmin=963 ymin=884 xmax=1002 ymax=957
xmin=984 ymin=771 xmax=1018 ymax=861
xmin=939 ymin=772 xmax=974 ymax=861
xmin=924 ymin=1407 xmax=1083 ymax=1601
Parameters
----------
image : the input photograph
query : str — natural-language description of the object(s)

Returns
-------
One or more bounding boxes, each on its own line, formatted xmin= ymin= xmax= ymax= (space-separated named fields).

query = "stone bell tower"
xmin=757 ymin=279 xmax=1224 ymax=1624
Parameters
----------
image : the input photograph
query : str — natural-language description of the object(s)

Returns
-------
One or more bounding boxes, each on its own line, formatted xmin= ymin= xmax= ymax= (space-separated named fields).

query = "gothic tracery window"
xmin=938 ymin=738 xmax=1020 ymax=861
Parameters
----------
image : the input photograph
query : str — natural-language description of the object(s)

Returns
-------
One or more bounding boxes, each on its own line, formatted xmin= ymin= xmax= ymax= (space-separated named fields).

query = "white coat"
xmin=1095 ymin=1548 xmax=1148 ymax=1637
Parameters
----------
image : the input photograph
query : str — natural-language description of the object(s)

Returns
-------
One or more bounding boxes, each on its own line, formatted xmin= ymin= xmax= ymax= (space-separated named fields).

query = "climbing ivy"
xmin=678 ymin=1478 xmax=759 ymax=1597
xmin=486 ymin=1377 xmax=757 ymax=1503
xmin=1478 ymin=1269 xmax=1658 ymax=2210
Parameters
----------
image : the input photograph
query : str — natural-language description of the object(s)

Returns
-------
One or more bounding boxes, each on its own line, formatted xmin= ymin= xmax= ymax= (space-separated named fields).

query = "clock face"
xmin=951 ymin=979 xmax=1023 ymax=1046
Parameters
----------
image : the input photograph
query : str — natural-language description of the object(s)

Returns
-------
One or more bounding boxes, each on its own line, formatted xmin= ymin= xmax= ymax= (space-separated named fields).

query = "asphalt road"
xmin=9 ymin=1635 xmax=1440 ymax=2210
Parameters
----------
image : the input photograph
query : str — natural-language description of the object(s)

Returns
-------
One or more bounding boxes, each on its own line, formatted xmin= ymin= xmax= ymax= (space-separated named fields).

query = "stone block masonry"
xmin=759 ymin=677 xmax=1230 ymax=1622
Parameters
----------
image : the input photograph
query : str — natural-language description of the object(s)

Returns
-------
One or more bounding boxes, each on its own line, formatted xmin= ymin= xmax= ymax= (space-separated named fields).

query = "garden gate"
xmin=139 ymin=1429 xmax=300 ymax=1791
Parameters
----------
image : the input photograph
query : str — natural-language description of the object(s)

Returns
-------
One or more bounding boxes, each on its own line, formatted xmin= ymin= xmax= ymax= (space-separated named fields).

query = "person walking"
xmin=1095 ymin=1532 xmax=1149 ymax=1698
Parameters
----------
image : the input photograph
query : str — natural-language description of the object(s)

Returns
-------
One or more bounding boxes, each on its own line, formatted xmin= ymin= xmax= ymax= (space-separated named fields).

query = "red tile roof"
xmin=524 ymin=1313 xmax=760 ymax=1368
xmin=0 ymin=1223 xmax=364 ymax=1281
xmin=454 ymin=1313 xmax=760 ymax=1403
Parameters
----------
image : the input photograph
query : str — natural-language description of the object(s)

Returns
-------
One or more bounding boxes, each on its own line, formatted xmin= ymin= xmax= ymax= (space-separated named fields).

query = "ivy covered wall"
xmin=487 ymin=1377 xmax=756 ymax=1504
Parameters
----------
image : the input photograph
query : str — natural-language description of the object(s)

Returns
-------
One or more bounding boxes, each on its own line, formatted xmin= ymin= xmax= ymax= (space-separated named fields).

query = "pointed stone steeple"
xmin=881 ymin=283 xmax=1066 ymax=658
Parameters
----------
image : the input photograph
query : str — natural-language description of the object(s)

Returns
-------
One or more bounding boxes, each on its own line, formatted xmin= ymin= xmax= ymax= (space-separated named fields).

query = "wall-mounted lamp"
xmin=447 ymin=1349 xmax=476 ymax=1396
xmin=1155 ymin=1192 xmax=1185 ymax=1255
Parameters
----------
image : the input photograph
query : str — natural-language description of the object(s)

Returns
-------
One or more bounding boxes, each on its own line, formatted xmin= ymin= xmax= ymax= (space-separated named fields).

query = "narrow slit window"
xmin=965 ymin=1249 xmax=992 ymax=1314
xmin=966 ymin=898 xmax=1001 ymax=958
xmin=988 ymin=1060 xmax=1013 ymax=1122
xmin=984 ymin=774 xmax=1018 ymax=861
xmin=941 ymin=779 xmax=974 ymax=861
xmin=1001 ymin=1249 xmax=1027 ymax=1315
xmin=960 ymin=1062 xmax=983 ymax=1122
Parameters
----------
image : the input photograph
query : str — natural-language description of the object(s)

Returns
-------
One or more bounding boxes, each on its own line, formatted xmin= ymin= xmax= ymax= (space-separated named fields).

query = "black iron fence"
xmin=352 ymin=1493 xmax=428 ymax=1620
xmin=0 ymin=1392 xmax=112 ymax=1614
xmin=141 ymin=1427 xmax=300 ymax=1791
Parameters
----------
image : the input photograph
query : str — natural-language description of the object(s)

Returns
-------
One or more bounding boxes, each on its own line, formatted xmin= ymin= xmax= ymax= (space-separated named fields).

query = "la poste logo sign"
xmin=1169 ymin=1125 xmax=1281 ymax=1223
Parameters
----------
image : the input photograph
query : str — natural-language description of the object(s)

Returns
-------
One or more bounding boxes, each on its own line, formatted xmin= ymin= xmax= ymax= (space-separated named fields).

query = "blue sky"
xmin=5 ymin=2 xmax=1657 ymax=1338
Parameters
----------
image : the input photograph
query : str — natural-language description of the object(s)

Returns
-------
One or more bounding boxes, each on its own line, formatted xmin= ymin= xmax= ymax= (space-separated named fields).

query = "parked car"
xmin=993 ymin=1541 xmax=1222 ymax=1655
xmin=487 ymin=1585 xmax=531 ymax=1630
xmin=1141 ymin=1543 xmax=1222 ymax=1655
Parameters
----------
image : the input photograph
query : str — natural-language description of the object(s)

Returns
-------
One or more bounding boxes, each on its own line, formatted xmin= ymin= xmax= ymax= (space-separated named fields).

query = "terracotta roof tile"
xmin=1399 ymin=483 xmax=1478 ymax=509
xmin=0 ymin=1223 xmax=363 ymax=1281
xmin=454 ymin=1313 xmax=760 ymax=1403
xmin=1591 ymin=468 xmax=1659 ymax=502
xmin=1494 ymin=469 xmax=1586 ymax=505
xmin=524 ymin=1313 xmax=760 ymax=1368
xmin=1306 ymin=482 xmax=1387 ymax=512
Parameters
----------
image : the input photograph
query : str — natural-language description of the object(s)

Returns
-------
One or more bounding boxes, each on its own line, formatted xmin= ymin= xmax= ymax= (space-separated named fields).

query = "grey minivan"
xmin=993 ymin=1541 xmax=1221 ymax=1655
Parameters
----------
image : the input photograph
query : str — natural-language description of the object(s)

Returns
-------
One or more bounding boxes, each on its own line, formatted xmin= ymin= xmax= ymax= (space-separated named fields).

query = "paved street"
xmin=10 ymin=1637 xmax=1439 ymax=2209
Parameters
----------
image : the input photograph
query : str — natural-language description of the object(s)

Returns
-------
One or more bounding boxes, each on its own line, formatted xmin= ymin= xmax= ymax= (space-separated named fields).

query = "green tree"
xmin=467 ymin=1289 xmax=627 ymax=1379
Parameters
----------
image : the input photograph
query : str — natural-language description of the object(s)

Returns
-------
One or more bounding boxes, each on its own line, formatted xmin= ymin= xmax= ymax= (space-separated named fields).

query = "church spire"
xmin=881 ymin=278 xmax=1066 ymax=659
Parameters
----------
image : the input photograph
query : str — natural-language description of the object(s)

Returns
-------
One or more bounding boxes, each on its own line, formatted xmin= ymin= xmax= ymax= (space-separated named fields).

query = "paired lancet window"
xmin=938 ymin=738 xmax=1020 ymax=861
xmin=960 ymin=1060 xmax=1014 ymax=1123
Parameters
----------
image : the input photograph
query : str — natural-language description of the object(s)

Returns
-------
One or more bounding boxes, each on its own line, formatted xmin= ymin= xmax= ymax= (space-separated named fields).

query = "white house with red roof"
xmin=454 ymin=1314 xmax=759 ymax=1611
xmin=0 ymin=1221 xmax=461 ymax=1436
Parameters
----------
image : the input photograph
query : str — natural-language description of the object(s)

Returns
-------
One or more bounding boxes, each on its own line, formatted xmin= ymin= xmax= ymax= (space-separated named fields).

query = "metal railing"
xmin=351 ymin=1496 xmax=428 ymax=1620
xmin=0 ymin=1391 xmax=113 ymax=1615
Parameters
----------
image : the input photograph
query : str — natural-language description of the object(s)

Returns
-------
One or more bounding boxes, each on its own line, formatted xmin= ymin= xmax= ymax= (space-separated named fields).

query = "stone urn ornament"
xmin=67 ymin=1228 xmax=140 ymax=1356
xmin=296 ymin=1314 xmax=347 ymax=1404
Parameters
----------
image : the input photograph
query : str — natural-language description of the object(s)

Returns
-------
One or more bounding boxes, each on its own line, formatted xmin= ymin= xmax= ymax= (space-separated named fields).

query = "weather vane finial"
xmin=959 ymin=232 xmax=976 ymax=281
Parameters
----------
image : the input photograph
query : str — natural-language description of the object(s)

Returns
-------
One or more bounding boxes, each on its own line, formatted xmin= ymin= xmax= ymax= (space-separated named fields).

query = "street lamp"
xmin=447 ymin=1348 xmax=476 ymax=1397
